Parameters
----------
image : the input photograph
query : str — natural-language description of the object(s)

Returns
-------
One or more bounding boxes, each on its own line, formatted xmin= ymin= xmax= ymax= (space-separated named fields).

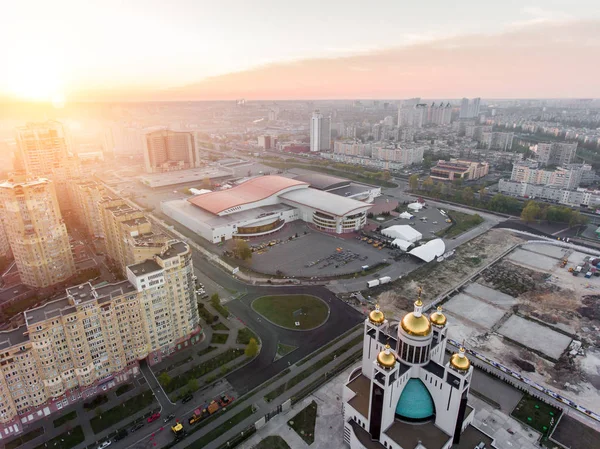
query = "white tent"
xmin=409 ymin=239 xmax=446 ymax=262
xmin=407 ymin=202 xmax=423 ymax=211
xmin=399 ymin=211 xmax=413 ymax=219
xmin=391 ymin=238 xmax=412 ymax=251
xmin=382 ymin=225 xmax=422 ymax=243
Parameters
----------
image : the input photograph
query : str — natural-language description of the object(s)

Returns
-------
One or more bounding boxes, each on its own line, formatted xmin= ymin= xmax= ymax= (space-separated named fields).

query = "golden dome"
xmin=369 ymin=304 xmax=385 ymax=325
xmin=401 ymin=313 xmax=432 ymax=336
xmin=429 ymin=306 xmax=447 ymax=327
xmin=450 ymin=347 xmax=471 ymax=371
xmin=377 ymin=344 xmax=396 ymax=369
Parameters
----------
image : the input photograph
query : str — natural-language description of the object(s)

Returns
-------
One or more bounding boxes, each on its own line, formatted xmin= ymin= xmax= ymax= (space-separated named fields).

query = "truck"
xmin=171 ymin=423 xmax=186 ymax=439
xmin=367 ymin=279 xmax=380 ymax=288
xmin=378 ymin=276 xmax=392 ymax=285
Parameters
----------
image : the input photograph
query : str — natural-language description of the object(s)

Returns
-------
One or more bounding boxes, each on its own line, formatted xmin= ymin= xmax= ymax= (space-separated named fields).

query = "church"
xmin=343 ymin=289 xmax=491 ymax=449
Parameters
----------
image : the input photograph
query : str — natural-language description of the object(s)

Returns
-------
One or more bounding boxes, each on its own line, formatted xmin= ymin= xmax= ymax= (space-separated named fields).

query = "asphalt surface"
xmin=226 ymin=285 xmax=363 ymax=392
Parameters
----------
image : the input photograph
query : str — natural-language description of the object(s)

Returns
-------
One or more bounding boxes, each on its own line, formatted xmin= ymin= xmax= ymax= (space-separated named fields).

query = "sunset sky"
xmin=1 ymin=0 xmax=599 ymax=101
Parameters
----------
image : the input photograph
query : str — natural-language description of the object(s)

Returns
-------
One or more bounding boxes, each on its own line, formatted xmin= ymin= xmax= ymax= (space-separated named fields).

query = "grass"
xmin=211 ymin=322 xmax=229 ymax=331
xmin=211 ymin=333 xmax=229 ymax=344
xmin=276 ymin=342 xmax=297 ymax=359
xmin=254 ymin=436 xmax=291 ymax=449
xmin=511 ymin=393 xmax=561 ymax=435
xmin=33 ymin=426 xmax=84 ymax=449
xmin=53 ymin=410 xmax=77 ymax=428
xmin=5 ymin=427 xmax=44 ymax=449
xmin=186 ymin=406 xmax=254 ymax=448
xmin=288 ymin=401 xmax=318 ymax=445
xmin=198 ymin=345 xmax=218 ymax=357
xmin=198 ymin=303 xmax=217 ymax=324
xmin=115 ymin=383 xmax=134 ymax=396
xmin=252 ymin=295 xmax=329 ymax=330
xmin=163 ymin=349 xmax=244 ymax=393
xmin=90 ymin=390 xmax=156 ymax=434
xmin=236 ymin=327 xmax=258 ymax=345
xmin=436 ymin=210 xmax=484 ymax=239
xmin=265 ymin=334 xmax=363 ymax=402
xmin=297 ymin=324 xmax=361 ymax=366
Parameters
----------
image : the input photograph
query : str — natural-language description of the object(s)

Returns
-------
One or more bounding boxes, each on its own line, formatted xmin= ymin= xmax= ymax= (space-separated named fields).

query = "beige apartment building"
xmin=0 ymin=241 xmax=201 ymax=436
xmin=143 ymin=129 xmax=200 ymax=174
xmin=0 ymin=177 xmax=75 ymax=288
xmin=98 ymin=197 xmax=167 ymax=274
xmin=69 ymin=180 xmax=106 ymax=239
xmin=0 ymin=219 xmax=10 ymax=259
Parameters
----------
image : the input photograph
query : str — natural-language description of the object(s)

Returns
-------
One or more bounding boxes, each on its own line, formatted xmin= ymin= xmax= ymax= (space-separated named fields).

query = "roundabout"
xmin=251 ymin=294 xmax=330 ymax=330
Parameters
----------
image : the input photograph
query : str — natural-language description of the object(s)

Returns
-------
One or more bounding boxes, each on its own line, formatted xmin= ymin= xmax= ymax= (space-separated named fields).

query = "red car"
xmin=147 ymin=412 xmax=161 ymax=423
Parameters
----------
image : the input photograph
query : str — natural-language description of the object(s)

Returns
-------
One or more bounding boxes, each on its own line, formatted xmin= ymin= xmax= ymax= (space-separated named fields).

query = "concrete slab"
xmin=497 ymin=315 xmax=571 ymax=360
xmin=521 ymin=244 xmax=570 ymax=260
xmin=444 ymin=294 xmax=506 ymax=329
xmin=508 ymin=248 xmax=558 ymax=271
xmin=463 ymin=283 xmax=519 ymax=309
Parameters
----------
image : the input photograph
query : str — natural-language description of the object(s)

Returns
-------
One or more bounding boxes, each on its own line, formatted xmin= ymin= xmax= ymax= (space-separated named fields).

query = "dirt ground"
xmin=375 ymin=229 xmax=525 ymax=317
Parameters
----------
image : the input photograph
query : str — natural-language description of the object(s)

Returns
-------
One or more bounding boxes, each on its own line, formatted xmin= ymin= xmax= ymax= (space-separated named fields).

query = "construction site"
xmin=374 ymin=228 xmax=600 ymax=415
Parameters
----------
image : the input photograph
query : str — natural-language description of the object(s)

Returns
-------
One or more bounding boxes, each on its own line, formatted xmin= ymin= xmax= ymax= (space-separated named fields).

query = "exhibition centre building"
xmin=161 ymin=175 xmax=374 ymax=243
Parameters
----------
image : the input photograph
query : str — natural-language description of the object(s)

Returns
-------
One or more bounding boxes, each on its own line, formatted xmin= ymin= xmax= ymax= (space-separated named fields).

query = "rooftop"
xmin=291 ymin=172 xmax=350 ymax=191
xmin=128 ymin=259 xmax=162 ymax=276
xmin=347 ymin=373 xmax=371 ymax=419
xmin=385 ymin=419 xmax=450 ymax=449
xmin=139 ymin=166 xmax=233 ymax=188
xmin=0 ymin=326 xmax=29 ymax=350
xmin=189 ymin=175 xmax=308 ymax=215
xmin=280 ymin=187 xmax=372 ymax=217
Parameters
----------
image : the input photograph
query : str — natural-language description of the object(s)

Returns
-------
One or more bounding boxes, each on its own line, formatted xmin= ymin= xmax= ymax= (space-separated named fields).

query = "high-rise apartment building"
xmin=398 ymin=104 xmax=427 ymax=128
xmin=69 ymin=181 xmax=107 ymax=238
xmin=459 ymin=98 xmax=481 ymax=119
xmin=427 ymin=102 xmax=452 ymax=125
xmin=15 ymin=121 xmax=69 ymax=177
xmin=143 ymin=129 xmax=200 ymax=174
xmin=258 ymin=135 xmax=277 ymax=150
xmin=0 ymin=177 xmax=75 ymax=288
xmin=480 ymin=132 xmax=514 ymax=151
xmin=533 ymin=142 xmax=577 ymax=166
xmin=310 ymin=110 xmax=331 ymax=152
xmin=0 ymin=219 xmax=10 ymax=259
xmin=510 ymin=162 xmax=593 ymax=189
xmin=0 ymin=241 xmax=201 ymax=434
xmin=98 ymin=197 xmax=167 ymax=274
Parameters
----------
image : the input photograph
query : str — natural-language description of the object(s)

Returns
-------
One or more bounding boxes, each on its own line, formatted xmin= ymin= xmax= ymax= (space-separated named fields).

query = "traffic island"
xmin=252 ymin=295 xmax=329 ymax=330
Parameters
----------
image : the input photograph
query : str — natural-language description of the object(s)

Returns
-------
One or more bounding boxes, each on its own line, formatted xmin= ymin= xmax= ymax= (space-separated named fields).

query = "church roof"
xmin=395 ymin=378 xmax=435 ymax=421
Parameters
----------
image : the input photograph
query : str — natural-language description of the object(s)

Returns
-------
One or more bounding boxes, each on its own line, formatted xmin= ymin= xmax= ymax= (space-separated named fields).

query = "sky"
xmin=1 ymin=0 xmax=599 ymax=101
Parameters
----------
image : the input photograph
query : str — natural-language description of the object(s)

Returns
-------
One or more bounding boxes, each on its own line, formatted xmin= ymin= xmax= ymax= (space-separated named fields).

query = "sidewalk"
xmin=170 ymin=326 xmax=363 ymax=449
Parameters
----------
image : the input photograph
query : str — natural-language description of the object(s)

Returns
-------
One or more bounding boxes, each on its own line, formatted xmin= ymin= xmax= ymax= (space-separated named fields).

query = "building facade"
xmin=310 ymin=110 xmax=332 ymax=152
xmin=69 ymin=181 xmax=107 ymax=238
xmin=343 ymin=294 xmax=478 ymax=449
xmin=430 ymin=160 xmax=489 ymax=181
xmin=459 ymin=97 xmax=480 ymax=119
xmin=143 ymin=129 xmax=199 ymax=174
xmin=0 ymin=241 xmax=201 ymax=437
xmin=510 ymin=162 xmax=594 ymax=189
xmin=480 ymin=132 xmax=514 ymax=151
xmin=0 ymin=177 xmax=75 ymax=288
xmin=533 ymin=142 xmax=577 ymax=166
xmin=0 ymin=219 xmax=10 ymax=259
xmin=15 ymin=121 xmax=69 ymax=177
xmin=498 ymin=179 xmax=600 ymax=208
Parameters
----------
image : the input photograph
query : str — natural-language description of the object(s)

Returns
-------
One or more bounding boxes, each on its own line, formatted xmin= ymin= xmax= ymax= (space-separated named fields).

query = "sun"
xmin=5 ymin=53 xmax=66 ymax=103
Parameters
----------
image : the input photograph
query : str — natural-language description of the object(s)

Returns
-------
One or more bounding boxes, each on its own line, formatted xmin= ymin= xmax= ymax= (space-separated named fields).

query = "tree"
xmin=186 ymin=378 xmax=198 ymax=393
xmin=210 ymin=293 xmax=220 ymax=308
xmin=452 ymin=177 xmax=464 ymax=188
xmin=408 ymin=174 xmax=419 ymax=190
xmin=158 ymin=372 xmax=172 ymax=387
xmin=478 ymin=185 xmax=486 ymax=198
xmin=462 ymin=187 xmax=474 ymax=205
xmin=245 ymin=338 xmax=259 ymax=358
xmin=521 ymin=201 xmax=541 ymax=223
xmin=227 ymin=239 xmax=252 ymax=260
xmin=422 ymin=177 xmax=434 ymax=191
xmin=381 ymin=170 xmax=391 ymax=181
xmin=200 ymin=177 xmax=212 ymax=189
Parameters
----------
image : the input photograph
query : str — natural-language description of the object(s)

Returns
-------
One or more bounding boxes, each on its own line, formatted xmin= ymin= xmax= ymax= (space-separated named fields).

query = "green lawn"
xmin=211 ymin=322 xmax=229 ymax=331
xmin=436 ymin=210 xmax=484 ymax=238
xmin=187 ymin=406 xmax=254 ymax=448
xmin=115 ymin=383 xmax=134 ymax=396
xmin=288 ymin=401 xmax=318 ymax=445
xmin=53 ymin=410 xmax=77 ymax=428
xmin=33 ymin=426 xmax=84 ymax=449
xmin=5 ymin=427 xmax=44 ymax=449
xmin=254 ymin=435 xmax=291 ymax=449
xmin=275 ymin=342 xmax=297 ymax=360
xmin=211 ymin=333 xmax=229 ymax=344
xmin=90 ymin=390 xmax=156 ymax=434
xmin=236 ymin=327 xmax=258 ymax=344
xmin=252 ymin=295 xmax=329 ymax=330
xmin=198 ymin=345 xmax=218 ymax=357
xmin=511 ymin=394 xmax=561 ymax=435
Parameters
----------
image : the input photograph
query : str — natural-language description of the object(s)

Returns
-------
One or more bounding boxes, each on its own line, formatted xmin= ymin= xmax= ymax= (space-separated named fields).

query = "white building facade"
xmin=310 ymin=110 xmax=332 ymax=152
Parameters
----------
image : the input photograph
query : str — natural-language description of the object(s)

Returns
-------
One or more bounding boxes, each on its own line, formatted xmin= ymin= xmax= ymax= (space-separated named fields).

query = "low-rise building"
xmin=510 ymin=162 xmax=594 ymax=189
xmin=499 ymin=179 xmax=600 ymax=207
xmin=430 ymin=159 xmax=489 ymax=181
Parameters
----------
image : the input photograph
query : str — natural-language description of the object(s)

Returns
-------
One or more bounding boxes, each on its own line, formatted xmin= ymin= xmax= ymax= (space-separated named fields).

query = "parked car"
xmin=147 ymin=412 xmax=161 ymax=423
xmin=97 ymin=441 xmax=112 ymax=449
xmin=182 ymin=394 xmax=194 ymax=403
xmin=130 ymin=423 xmax=144 ymax=432
xmin=113 ymin=429 xmax=128 ymax=442
xmin=164 ymin=413 xmax=176 ymax=423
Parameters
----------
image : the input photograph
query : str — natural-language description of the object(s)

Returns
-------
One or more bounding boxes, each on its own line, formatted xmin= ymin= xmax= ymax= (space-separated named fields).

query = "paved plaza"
xmin=444 ymin=293 xmax=506 ymax=329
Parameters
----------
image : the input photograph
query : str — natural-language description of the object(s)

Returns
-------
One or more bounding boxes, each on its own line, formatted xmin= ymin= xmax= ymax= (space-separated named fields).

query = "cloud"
xmin=76 ymin=20 xmax=600 ymax=101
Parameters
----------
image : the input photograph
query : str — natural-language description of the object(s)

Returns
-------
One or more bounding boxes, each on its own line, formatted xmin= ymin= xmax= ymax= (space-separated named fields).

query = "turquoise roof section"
xmin=395 ymin=378 xmax=435 ymax=421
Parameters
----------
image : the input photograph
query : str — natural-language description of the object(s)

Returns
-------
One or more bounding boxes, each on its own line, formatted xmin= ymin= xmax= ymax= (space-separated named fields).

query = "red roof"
xmin=188 ymin=176 xmax=308 ymax=215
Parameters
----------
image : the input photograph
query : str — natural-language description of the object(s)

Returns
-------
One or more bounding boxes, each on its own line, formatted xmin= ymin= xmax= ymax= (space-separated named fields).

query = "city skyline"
xmin=1 ymin=1 xmax=599 ymax=102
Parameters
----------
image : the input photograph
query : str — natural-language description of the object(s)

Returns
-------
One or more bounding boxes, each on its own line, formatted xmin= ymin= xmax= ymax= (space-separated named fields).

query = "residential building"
xmin=430 ymin=159 xmax=489 ymax=181
xmin=0 ymin=241 xmax=202 ymax=436
xmin=398 ymin=104 xmax=427 ymax=128
xmin=143 ymin=129 xmax=199 ymax=174
xmin=498 ymin=179 xmax=600 ymax=208
xmin=465 ymin=125 xmax=492 ymax=140
xmin=533 ymin=142 xmax=577 ymax=166
xmin=69 ymin=181 xmax=106 ymax=238
xmin=480 ymin=132 xmax=514 ymax=150
xmin=0 ymin=219 xmax=10 ymax=259
xmin=98 ymin=198 xmax=167 ymax=275
xmin=257 ymin=135 xmax=277 ymax=150
xmin=510 ymin=162 xmax=594 ymax=189
xmin=310 ymin=110 xmax=331 ymax=152
xmin=0 ymin=177 xmax=75 ymax=288
xmin=343 ymin=297 xmax=480 ymax=449
xmin=397 ymin=128 xmax=415 ymax=142
xmin=334 ymin=141 xmax=373 ymax=157
xmin=459 ymin=97 xmax=481 ymax=119
xmin=427 ymin=102 xmax=452 ymax=125
xmin=371 ymin=146 xmax=424 ymax=165
xmin=322 ymin=153 xmax=405 ymax=171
